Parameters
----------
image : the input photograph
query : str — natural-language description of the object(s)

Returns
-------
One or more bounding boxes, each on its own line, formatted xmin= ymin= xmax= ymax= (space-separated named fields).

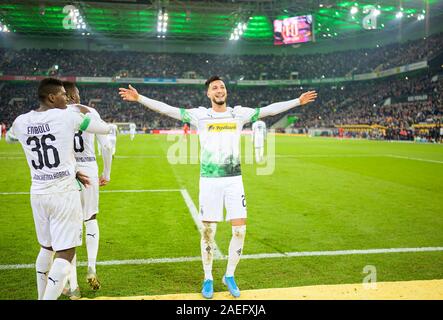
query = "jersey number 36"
xmin=26 ymin=134 xmax=60 ymax=169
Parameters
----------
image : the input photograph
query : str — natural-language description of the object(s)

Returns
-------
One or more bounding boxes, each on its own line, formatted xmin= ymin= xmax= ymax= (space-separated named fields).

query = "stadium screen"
xmin=273 ymin=15 xmax=313 ymax=45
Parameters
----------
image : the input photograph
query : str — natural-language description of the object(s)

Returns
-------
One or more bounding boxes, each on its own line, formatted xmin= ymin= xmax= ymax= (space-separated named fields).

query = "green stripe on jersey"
xmin=180 ymin=108 xmax=191 ymax=123
xmin=79 ymin=115 xmax=91 ymax=131
xmin=251 ymin=108 xmax=260 ymax=123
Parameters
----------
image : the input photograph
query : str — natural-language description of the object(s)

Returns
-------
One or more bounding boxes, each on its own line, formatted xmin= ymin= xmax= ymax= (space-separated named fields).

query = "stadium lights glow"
xmin=0 ymin=22 xmax=10 ymax=33
xmin=157 ymin=8 xmax=168 ymax=37
xmin=417 ymin=14 xmax=425 ymax=21
xmin=71 ymin=8 xmax=87 ymax=30
xmin=230 ymin=22 xmax=247 ymax=41
xmin=396 ymin=12 xmax=403 ymax=19
xmin=350 ymin=7 xmax=358 ymax=15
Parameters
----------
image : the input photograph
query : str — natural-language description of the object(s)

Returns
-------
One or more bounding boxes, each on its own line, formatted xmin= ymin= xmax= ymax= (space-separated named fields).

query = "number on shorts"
xmin=241 ymin=194 xmax=246 ymax=208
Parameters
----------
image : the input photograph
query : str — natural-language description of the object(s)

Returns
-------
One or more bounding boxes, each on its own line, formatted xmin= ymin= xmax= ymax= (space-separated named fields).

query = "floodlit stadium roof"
xmin=0 ymin=0 xmax=442 ymax=42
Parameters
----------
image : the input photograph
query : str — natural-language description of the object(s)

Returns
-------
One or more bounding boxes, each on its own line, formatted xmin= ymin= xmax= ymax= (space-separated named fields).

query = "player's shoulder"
xmin=189 ymin=106 xmax=210 ymax=116
xmin=233 ymin=105 xmax=255 ymax=116
xmin=13 ymin=109 xmax=41 ymax=125
xmin=67 ymin=103 xmax=97 ymax=115
xmin=13 ymin=110 xmax=32 ymax=123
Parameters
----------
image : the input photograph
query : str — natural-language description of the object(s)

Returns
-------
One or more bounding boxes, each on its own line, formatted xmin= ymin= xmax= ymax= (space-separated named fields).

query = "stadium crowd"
xmin=1 ymin=73 xmax=442 ymax=134
xmin=1 ymin=32 xmax=442 ymax=141
xmin=1 ymin=32 xmax=442 ymax=80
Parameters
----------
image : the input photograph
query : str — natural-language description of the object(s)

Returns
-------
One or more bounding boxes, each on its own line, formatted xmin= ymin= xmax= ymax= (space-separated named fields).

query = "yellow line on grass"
xmin=88 ymin=279 xmax=443 ymax=300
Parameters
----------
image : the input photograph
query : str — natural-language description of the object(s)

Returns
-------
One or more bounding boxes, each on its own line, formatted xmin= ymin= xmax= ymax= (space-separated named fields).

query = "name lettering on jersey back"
xmin=207 ymin=123 xmax=237 ymax=132
xmin=27 ymin=124 xmax=51 ymax=135
xmin=33 ymin=170 xmax=70 ymax=181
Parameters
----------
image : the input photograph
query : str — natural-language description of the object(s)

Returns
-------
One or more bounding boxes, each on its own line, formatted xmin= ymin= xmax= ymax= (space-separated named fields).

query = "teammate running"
xmin=119 ymin=76 xmax=317 ymax=299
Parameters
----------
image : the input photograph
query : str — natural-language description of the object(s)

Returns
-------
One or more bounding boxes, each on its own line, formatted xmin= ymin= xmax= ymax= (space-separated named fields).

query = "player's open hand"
xmin=299 ymin=91 xmax=317 ymax=105
xmin=119 ymin=85 xmax=139 ymax=102
xmin=99 ymin=175 xmax=110 ymax=187
xmin=76 ymin=171 xmax=91 ymax=188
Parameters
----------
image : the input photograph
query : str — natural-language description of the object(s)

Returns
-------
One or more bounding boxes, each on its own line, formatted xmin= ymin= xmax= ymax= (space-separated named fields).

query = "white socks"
xmin=35 ymin=248 xmax=54 ymax=300
xmin=226 ymin=225 xmax=246 ymax=277
xmin=85 ymin=219 xmax=100 ymax=273
xmin=201 ymin=222 xmax=217 ymax=281
xmin=42 ymin=258 xmax=71 ymax=300
xmin=66 ymin=254 xmax=78 ymax=291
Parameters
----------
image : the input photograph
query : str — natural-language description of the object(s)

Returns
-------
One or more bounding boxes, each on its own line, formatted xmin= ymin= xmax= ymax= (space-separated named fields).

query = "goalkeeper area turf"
xmin=0 ymin=135 xmax=442 ymax=299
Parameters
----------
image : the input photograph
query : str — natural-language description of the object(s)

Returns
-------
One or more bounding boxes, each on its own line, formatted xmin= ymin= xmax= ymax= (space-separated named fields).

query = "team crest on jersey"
xmin=206 ymin=123 xmax=237 ymax=132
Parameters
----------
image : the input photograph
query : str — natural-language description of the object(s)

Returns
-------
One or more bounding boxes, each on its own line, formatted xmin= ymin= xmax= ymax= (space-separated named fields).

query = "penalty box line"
xmin=1 ymin=246 xmax=443 ymax=270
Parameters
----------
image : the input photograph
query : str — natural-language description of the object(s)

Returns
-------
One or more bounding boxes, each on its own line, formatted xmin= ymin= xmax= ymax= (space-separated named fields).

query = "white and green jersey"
xmin=68 ymin=104 xmax=113 ymax=180
xmin=8 ymin=108 xmax=112 ymax=194
xmin=181 ymin=106 xmax=259 ymax=177
xmin=9 ymin=109 xmax=91 ymax=194
xmin=137 ymin=94 xmax=300 ymax=178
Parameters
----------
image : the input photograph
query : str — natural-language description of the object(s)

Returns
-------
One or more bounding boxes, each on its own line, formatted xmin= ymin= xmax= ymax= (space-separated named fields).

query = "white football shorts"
xmin=199 ymin=175 xmax=247 ymax=222
xmin=81 ymin=176 xmax=99 ymax=220
xmin=31 ymin=190 xmax=83 ymax=251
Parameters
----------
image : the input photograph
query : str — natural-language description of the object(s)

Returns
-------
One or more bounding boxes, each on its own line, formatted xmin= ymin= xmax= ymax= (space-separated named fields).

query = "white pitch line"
xmin=386 ymin=154 xmax=443 ymax=164
xmin=1 ymin=246 xmax=442 ymax=271
xmin=0 ymin=156 xmax=25 ymax=159
xmin=0 ymin=188 xmax=224 ymax=257
xmin=0 ymin=189 xmax=181 ymax=195
xmin=180 ymin=189 xmax=224 ymax=258
xmin=101 ymin=189 xmax=181 ymax=193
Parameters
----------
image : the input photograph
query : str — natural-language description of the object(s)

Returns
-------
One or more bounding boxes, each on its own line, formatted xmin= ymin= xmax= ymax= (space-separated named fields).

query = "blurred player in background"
xmin=98 ymin=123 xmax=117 ymax=158
xmin=183 ymin=122 xmax=190 ymax=135
xmin=129 ymin=122 xmax=136 ymax=141
xmin=1 ymin=122 xmax=6 ymax=140
xmin=108 ymin=124 xmax=118 ymax=157
xmin=252 ymin=120 xmax=266 ymax=163
xmin=119 ymin=76 xmax=317 ymax=299
xmin=6 ymin=78 xmax=111 ymax=300
xmin=62 ymin=81 xmax=114 ymax=298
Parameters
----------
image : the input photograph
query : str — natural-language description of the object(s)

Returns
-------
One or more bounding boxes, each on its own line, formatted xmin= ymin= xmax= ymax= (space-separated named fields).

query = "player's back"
xmin=12 ymin=108 xmax=83 ymax=194
xmin=68 ymin=104 xmax=99 ymax=177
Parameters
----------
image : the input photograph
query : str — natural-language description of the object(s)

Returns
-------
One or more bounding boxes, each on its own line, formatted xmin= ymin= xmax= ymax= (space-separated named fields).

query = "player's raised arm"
xmin=258 ymin=90 xmax=317 ymax=118
xmin=119 ymin=84 xmax=182 ymax=121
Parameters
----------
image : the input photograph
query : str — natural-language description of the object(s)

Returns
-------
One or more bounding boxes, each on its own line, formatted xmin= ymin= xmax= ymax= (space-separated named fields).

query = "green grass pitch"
xmin=0 ymin=134 xmax=442 ymax=299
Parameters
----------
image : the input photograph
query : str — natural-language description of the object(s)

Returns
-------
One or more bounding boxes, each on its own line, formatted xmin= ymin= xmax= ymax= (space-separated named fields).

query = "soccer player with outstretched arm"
xmin=119 ymin=76 xmax=317 ymax=299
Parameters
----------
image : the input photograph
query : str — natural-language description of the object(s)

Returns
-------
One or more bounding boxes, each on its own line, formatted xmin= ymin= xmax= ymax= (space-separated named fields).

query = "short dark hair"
xmin=205 ymin=75 xmax=223 ymax=88
xmin=38 ymin=78 xmax=64 ymax=102
xmin=62 ymin=81 xmax=77 ymax=94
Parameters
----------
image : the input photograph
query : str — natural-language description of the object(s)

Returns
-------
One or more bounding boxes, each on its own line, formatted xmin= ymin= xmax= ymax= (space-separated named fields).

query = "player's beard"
xmin=212 ymin=96 xmax=226 ymax=106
